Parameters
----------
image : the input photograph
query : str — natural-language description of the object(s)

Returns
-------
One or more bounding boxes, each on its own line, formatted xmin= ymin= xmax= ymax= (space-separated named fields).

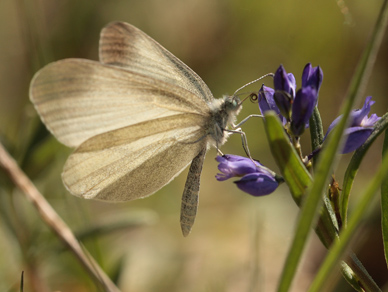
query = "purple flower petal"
xmin=258 ymin=85 xmax=287 ymax=124
xmin=301 ymin=63 xmax=313 ymax=87
xmin=322 ymin=96 xmax=380 ymax=154
xmin=215 ymin=155 xmax=260 ymax=181
xmin=301 ymin=63 xmax=323 ymax=92
xmin=215 ymin=155 xmax=279 ymax=196
xmin=274 ymin=65 xmax=296 ymax=98
xmin=287 ymin=73 xmax=296 ymax=97
xmin=362 ymin=113 xmax=380 ymax=127
xmin=273 ymin=65 xmax=298 ymax=120
xmin=215 ymin=172 xmax=233 ymax=181
xmin=258 ymin=85 xmax=276 ymax=114
xmin=351 ymin=96 xmax=374 ymax=126
xmin=341 ymin=127 xmax=373 ymax=154
xmin=325 ymin=96 xmax=379 ymax=139
xmin=234 ymin=173 xmax=278 ymax=197
xmin=273 ymin=91 xmax=292 ymax=120
xmin=291 ymin=86 xmax=318 ymax=136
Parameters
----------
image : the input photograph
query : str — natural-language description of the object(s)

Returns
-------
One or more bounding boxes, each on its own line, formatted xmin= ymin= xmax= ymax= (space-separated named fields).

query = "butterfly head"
xmin=207 ymin=95 xmax=242 ymax=147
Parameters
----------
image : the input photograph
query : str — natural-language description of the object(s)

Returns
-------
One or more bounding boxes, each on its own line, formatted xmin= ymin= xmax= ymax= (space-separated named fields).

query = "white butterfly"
xmin=29 ymin=22 xmax=242 ymax=236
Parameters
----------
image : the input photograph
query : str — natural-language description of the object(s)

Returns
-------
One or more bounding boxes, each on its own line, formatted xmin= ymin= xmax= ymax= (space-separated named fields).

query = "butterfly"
xmin=29 ymin=21 xmax=242 ymax=236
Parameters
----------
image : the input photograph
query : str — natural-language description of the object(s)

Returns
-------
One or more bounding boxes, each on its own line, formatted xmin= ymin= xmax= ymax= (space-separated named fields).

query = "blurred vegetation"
xmin=0 ymin=0 xmax=387 ymax=291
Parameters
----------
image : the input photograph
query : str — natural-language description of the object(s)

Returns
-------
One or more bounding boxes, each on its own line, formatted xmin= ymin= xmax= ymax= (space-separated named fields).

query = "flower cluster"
xmin=216 ymin=63 xmax=381 ymax=198
xmin=258 ymin=63 xmax=323 ymax=136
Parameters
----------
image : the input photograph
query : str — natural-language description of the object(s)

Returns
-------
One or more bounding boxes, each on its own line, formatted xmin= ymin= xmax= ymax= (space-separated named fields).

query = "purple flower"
xmin=290 ymin=86 xmax=318 ymax=136
xmin=216 ymin=155 xmax=279 ymax=197
xmin=259 ymin=63 xmax=322 ymax=136
xmin=301 ymin=63 xmax=323 ymax=93
xmin=273 ymin=65 xmax=297 ymax=120
xmin=325 ymin=96 xmax=381 ymax=153
xmin=289 ymin=63 xmax=322 ymax=136
xmin=274 ymin=65 xmax=296 ymax=97
xmin=258 ymin=85 xmax=287 ymax=124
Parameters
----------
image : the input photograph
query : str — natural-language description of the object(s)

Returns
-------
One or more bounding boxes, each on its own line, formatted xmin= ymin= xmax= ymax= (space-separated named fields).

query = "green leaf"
xmin=341 ymin=112 xmax=388 ymax=225
xmin=381 ymin=129 xmax=388 ymax=269
xmin=263 ymin=111 xmax=311 ymax=205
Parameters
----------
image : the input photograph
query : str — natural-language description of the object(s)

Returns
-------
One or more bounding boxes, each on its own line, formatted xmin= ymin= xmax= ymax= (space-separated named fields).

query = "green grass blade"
xmin=276 ymin=132 xmax=341 ymax=292
xmin=276 ymin=0 xmax=388 ymax=290
xmin=341 ymin=112 xmax=388 ymax=225
xmin=381 ymin=129 xmax=388 ymax=268
xmin=20 ymin=271 xmax=24 ymax=292
xmin=263 ymin=111 xmax=312 ymax=204
xmin=264 ymin=111 xmax=337 ymax=247
xmin=308 ymin=151 xmax=388 ymax=292
xmin=264 ymin=112 xmax=367 ymax=291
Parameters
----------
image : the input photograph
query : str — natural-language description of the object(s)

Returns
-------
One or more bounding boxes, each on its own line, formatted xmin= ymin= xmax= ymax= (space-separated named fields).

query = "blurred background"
xmin=0 ymin=0 xmax=387 ymax=291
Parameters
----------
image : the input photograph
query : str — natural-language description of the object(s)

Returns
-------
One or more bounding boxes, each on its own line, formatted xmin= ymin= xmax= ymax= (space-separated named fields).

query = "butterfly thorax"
xmin=207 ymin=95 xmax=242 ymax=147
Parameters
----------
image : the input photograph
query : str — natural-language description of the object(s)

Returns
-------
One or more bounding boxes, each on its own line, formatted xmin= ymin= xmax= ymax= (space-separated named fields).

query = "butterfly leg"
xmin=216 ymin=148 xmax=224 ymax=156
xmin=234 ymin=114 xmax=263 ymax=128
xmin=224 ymin=128 xmax=252 ymax=159
xmin=225 ymin=114 xmax=264 ymax=159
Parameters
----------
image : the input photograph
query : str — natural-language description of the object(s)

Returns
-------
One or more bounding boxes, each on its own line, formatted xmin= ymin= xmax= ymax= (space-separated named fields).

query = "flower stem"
xmin=0 ymin=143 xmax=121 ymax=292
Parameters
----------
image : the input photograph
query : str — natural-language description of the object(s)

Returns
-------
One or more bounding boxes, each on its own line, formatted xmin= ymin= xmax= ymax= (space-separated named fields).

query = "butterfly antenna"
xmin=238 ymin=92 xmax=258 ymax=107
xmin=233 ymin=73 xmax=274 ymax=96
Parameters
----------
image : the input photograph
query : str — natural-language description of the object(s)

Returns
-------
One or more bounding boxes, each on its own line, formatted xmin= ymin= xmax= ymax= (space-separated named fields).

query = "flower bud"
xmin=301 ymin=63 xmax=323 ymax=93
xmin=290 ymin=86 xmax=318 ymax=136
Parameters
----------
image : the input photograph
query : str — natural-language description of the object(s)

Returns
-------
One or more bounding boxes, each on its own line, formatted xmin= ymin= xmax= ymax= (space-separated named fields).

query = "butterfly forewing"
xmin=30 ymin=59 xmax=209 ymax=148
xmin=99 ymin=22 xmax=214 ymax=104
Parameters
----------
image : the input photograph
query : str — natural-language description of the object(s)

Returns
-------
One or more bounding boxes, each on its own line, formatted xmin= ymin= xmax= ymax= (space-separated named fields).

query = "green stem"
xmin=309 ymin=107 xmax=324 ymax=151
xmin=308 ymin=148 xmax=388 ymax=292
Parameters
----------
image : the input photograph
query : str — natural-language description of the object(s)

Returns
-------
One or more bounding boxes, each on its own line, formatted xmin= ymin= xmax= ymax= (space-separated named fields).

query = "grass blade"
xmin=263 ymin=111 xmax=311 ymax=204
xmin=341 ymin=112 xmax=388 ymax=225
xmin=276 ymin=0 xmax=388 ymax=290
xmin=308 ymin=150 xmax=388 ymax=292
xmin=381 ymin=129 xmax=388 ymax=268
